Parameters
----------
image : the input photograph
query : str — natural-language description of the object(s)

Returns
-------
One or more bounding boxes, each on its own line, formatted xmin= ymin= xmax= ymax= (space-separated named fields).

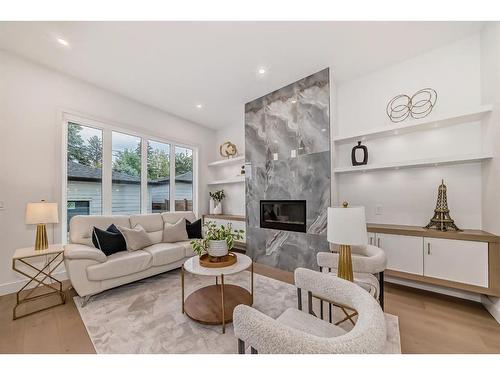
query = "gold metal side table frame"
xmin=181 ymin=261 xmax=254 ymax=334
xmin=12 ymin=251 xmax=66 ymax=320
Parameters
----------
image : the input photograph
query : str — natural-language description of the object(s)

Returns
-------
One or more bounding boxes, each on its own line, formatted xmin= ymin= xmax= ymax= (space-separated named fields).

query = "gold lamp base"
xmin=34 ymin=224 xmax=49 ymax=250
xmin=337 ymin=244 xmax=354 ymax=282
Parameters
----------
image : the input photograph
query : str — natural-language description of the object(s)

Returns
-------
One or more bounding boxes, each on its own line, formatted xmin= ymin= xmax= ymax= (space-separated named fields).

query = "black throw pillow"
xmin=92 ymin=224 xmax=127 ymax=256
xmin=185 ymin=219 xmax=202 ymax=239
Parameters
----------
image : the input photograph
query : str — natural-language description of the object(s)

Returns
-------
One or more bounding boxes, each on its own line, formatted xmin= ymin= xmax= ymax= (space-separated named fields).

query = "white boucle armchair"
xmin=317 ymin=244 xmax=387 ymax=309
xmin=233 ymin=268 xmax=387 ymax=354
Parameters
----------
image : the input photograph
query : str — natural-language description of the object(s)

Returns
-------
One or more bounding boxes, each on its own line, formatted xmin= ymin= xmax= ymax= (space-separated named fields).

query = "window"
xmin=175 ymin=146 xmax=193 ymax=211
xmin=112 ymin=131 xmax=141 ymax=214
xmin=63 ymin=115 xmax=197 ymax=238
xmin=147 ymin=140 xmax=170 ymax=213
xmin=66 ymin=122 xmax=102 ymax=229
xmin=67 ymin=200 xmax=90 ymax=228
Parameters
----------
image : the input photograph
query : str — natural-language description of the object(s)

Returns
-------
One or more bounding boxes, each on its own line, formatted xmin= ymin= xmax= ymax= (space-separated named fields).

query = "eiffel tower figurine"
xmin=424 ymin=179 xmax=461 ymax=231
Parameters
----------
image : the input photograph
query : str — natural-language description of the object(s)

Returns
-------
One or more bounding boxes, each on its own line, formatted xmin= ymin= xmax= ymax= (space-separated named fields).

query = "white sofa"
xmin=64 ymin=211 xmax=197 ymax=300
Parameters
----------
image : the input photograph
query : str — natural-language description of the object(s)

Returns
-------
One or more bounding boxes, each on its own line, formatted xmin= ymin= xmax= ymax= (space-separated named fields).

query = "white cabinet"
xmin=368 ymin=232 xmax=377 ymax=246
xmin=376 ymin=233 xmax=424 ymax=275
xmin=423 ymin=237 xmax=488 ymax=287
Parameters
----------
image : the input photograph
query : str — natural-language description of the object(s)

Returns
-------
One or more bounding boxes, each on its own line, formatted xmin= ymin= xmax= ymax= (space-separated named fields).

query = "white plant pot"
xmin=213 ymin=201 xmax=222 ymax=215
xmin=207 ymin=240 xmax=228 ymax=258
xmin=209 ymin=199 xmax=223 ymax=215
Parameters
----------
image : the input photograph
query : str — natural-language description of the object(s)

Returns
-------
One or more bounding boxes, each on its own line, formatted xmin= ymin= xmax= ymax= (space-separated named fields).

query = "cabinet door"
xmin=230 ymin=220 xmax=246 ymax=241
xmin=376 ymin=233 xmax=423 ymax=275
xmin=423 ymin=238 xmax=488 ymax=287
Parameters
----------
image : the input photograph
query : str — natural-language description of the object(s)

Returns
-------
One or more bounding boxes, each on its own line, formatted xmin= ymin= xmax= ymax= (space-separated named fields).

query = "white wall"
xmin=0 ymin=50 xmax=215 ymax=294
xmin=479 ymin=23 xmax=500 ymax=322
xmin=335 ymin=35 xmax=485 ymax=228
xmin=210 ymin=125 xmax=246 ymax=215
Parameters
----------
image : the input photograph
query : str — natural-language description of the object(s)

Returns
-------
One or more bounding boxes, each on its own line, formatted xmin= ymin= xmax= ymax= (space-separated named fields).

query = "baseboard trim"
xmin=385 ymin=275 xmax=482 ymax=302
xmin=481 ymin=295 xmax=500 ymax=324
xmin=0 ymin=271 xmax=68 ymax=296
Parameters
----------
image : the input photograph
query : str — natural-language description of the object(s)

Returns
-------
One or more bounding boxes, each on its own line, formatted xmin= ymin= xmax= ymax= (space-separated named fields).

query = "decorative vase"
xmin=351 ymin=141 xmax=368 ymax=166
xmin=207 ymin=240 xmax=228 ymax=258
xmin=213 ymin=201 xmax=222 ymax=215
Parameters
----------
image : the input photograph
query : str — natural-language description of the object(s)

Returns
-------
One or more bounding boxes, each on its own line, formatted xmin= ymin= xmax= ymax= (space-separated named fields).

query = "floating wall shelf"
xmin=207 ymin=156 xmax=245 ymax=167
xmin=333 ymin=105 xmax=493 ymax=144
xmin=207 ymin=176 xmax=245 ymax=185
xmin=333 ymin=153 xmax=493 ymax=174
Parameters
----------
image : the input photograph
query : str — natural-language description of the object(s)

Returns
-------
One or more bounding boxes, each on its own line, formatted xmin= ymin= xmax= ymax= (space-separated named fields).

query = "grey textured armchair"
xmin=317 ymin=244 xmax=387 ymax=309
xmin=233 ymin=268 xmax=387 ymax=354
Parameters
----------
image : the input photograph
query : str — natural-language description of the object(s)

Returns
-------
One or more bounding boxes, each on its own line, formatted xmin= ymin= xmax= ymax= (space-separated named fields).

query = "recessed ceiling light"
xmin=196 ymin=104 xmax=203 ymax=109
xmin=291 ymin=99 xmax=297 ymax=104
xmin=258 ymin=67 xmax=266 ymax=75
xmin=56 ymin=38 xmax=69 ymax=47
xmin=321 ymin=128 xmax=327 ymax=132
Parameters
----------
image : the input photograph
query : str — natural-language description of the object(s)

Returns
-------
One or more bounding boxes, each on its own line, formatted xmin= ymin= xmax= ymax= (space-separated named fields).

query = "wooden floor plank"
xmin=0 ymin=264 xmax=498 ymax=354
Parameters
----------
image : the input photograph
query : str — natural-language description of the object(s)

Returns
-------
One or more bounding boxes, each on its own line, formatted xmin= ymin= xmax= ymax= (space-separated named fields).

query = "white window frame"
xmin=61 ymin=111 xmax=199 ymax=242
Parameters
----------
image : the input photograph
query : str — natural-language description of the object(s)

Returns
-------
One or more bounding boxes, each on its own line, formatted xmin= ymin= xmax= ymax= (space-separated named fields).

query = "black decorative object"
xmin=351 ymin=141 xmax=368 ymax=166
xmin=386 ymin=88 xmax=437 ymax=123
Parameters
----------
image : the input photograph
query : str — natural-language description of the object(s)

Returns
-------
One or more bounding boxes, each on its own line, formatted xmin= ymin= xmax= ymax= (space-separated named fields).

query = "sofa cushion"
xmin=186 ymin=219 xmax=202 ymax=239
xmin=161 ymin=211 xmax=196 ymax=225
xmin=142 ymin=243 xmax=186 ymax=266
xmin=130 ymin=214 xmax=164 ymax=244
xmin=69 ymin=215 xmax=131 ymax=246
xmin=163 ymin=218 xmax=189 ymax=243
xmin=92 ymin=224 xmax=127 ymax=256
xmin=177 ymin=240 xmax=195 ymax=257
xmin=117 ymin=224 xmax=154 ymax=251
xmin=86 ymin=250 xmax=152 ymax=281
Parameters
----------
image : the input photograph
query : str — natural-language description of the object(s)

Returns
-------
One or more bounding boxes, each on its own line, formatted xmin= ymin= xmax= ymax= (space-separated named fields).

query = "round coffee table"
xmin=181 ymin=253 xmax=253 ymax=334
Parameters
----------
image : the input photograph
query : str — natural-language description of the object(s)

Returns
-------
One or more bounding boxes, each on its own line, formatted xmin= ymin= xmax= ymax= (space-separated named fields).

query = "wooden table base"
xmin=183 ymin=284 xmax=252 ymax=326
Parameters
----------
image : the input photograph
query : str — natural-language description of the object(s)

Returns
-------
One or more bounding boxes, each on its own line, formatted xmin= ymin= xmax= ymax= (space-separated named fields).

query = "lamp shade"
xmin=327 ymin=206 xmax=367 ymax=246
xmin=25 ymin=202 xmax=59 ymax=224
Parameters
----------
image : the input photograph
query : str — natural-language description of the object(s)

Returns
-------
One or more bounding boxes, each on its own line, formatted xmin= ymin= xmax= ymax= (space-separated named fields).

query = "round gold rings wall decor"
xmin=219 ymin=141 xmax=238 ymax=159
xmin=386 ymin=88 xmax=437 ymax=123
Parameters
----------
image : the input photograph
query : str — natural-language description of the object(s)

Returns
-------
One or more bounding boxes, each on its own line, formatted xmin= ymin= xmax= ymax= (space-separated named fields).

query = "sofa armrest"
xmin=64 ymin=244 xmax=107 ymax=263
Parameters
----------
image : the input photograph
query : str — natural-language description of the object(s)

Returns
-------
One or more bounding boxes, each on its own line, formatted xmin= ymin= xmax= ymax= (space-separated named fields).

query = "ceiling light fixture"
xmin=196 ymin=104 xmax=203 ymax=109
xmin=56 ymin=38 xmax=69 ymax=47
xmin=258 ymin=67 xmax=266 ymax=75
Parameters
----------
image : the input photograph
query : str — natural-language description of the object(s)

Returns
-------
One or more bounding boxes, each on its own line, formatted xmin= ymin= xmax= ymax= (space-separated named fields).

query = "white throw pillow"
xmin=117 ymin=224 xmax=154 ymax=251
xmin=163 ymin=218 xmax=189 ymax=243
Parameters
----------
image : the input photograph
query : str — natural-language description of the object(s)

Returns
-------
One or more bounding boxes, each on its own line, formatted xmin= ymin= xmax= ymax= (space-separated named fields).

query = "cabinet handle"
xmin=377 ymin=238 xmax=380 ymax=247
xmin=427 ymin=242 xmax=431 ymax=255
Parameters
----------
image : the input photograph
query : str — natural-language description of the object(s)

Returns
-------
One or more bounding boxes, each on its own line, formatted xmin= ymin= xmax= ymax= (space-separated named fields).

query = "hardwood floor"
xmin=0 ymin=264 xmax=499 ymax=354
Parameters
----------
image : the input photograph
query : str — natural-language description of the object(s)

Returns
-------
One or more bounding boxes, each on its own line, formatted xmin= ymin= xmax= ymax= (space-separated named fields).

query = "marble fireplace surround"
xmin=245 ymin=68 xmax=331 ymax=272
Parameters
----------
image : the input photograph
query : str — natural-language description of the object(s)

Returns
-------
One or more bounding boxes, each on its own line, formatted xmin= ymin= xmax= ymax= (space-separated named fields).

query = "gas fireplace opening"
xmin=260 ymin=200 xmax=307 ymax=233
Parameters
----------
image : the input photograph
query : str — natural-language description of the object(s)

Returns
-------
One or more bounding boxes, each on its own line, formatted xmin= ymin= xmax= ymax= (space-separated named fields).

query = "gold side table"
xmin=12 ymin=244 xmax=66 ymax=320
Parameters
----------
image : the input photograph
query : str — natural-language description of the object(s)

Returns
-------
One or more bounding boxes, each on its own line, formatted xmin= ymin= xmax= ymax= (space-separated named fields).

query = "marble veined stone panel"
xmin=245 ymin=68 xmax=330 ymax=271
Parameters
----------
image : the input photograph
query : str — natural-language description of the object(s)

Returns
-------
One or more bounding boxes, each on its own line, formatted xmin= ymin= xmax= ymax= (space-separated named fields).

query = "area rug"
xmin=75 ymin=269 xmax=401 ymax=354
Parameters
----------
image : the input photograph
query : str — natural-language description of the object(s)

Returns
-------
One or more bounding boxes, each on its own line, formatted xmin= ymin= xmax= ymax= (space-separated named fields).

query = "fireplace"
xmin=260 ymin=200 xmax=307 ymax=233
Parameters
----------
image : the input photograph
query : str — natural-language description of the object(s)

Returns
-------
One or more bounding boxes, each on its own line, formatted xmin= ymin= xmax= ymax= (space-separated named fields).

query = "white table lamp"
xmin=327 ymin=202 xmax=367 ymax=281
xmin=25 ymin=201 xmax=59 ymax=250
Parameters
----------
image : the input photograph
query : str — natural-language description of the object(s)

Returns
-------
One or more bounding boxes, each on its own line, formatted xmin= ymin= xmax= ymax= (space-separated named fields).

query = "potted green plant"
xmin=209 ymin=189 xmax=225 ymax=215
xmin=191 ymin=221 xmax=244 ymax=258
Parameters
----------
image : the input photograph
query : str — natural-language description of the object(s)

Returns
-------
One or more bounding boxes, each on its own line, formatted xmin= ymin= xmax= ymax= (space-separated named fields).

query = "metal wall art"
xmin=219 ymin=141 xmax=238 ymax=159
xmin=386 ymin=88 xmax=437 ymax=123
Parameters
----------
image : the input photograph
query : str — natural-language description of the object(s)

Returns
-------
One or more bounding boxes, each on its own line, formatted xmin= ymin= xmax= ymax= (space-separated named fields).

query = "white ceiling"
xmin=0 ymin=21 xmax=483 ymax=130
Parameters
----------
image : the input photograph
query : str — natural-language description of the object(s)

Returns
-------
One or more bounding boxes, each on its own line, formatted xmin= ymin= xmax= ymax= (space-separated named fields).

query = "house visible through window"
xmin=64 ymin=116 xmax=197 ymax=237
xmin=66 ymin=122 xmax=102 ymax=231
